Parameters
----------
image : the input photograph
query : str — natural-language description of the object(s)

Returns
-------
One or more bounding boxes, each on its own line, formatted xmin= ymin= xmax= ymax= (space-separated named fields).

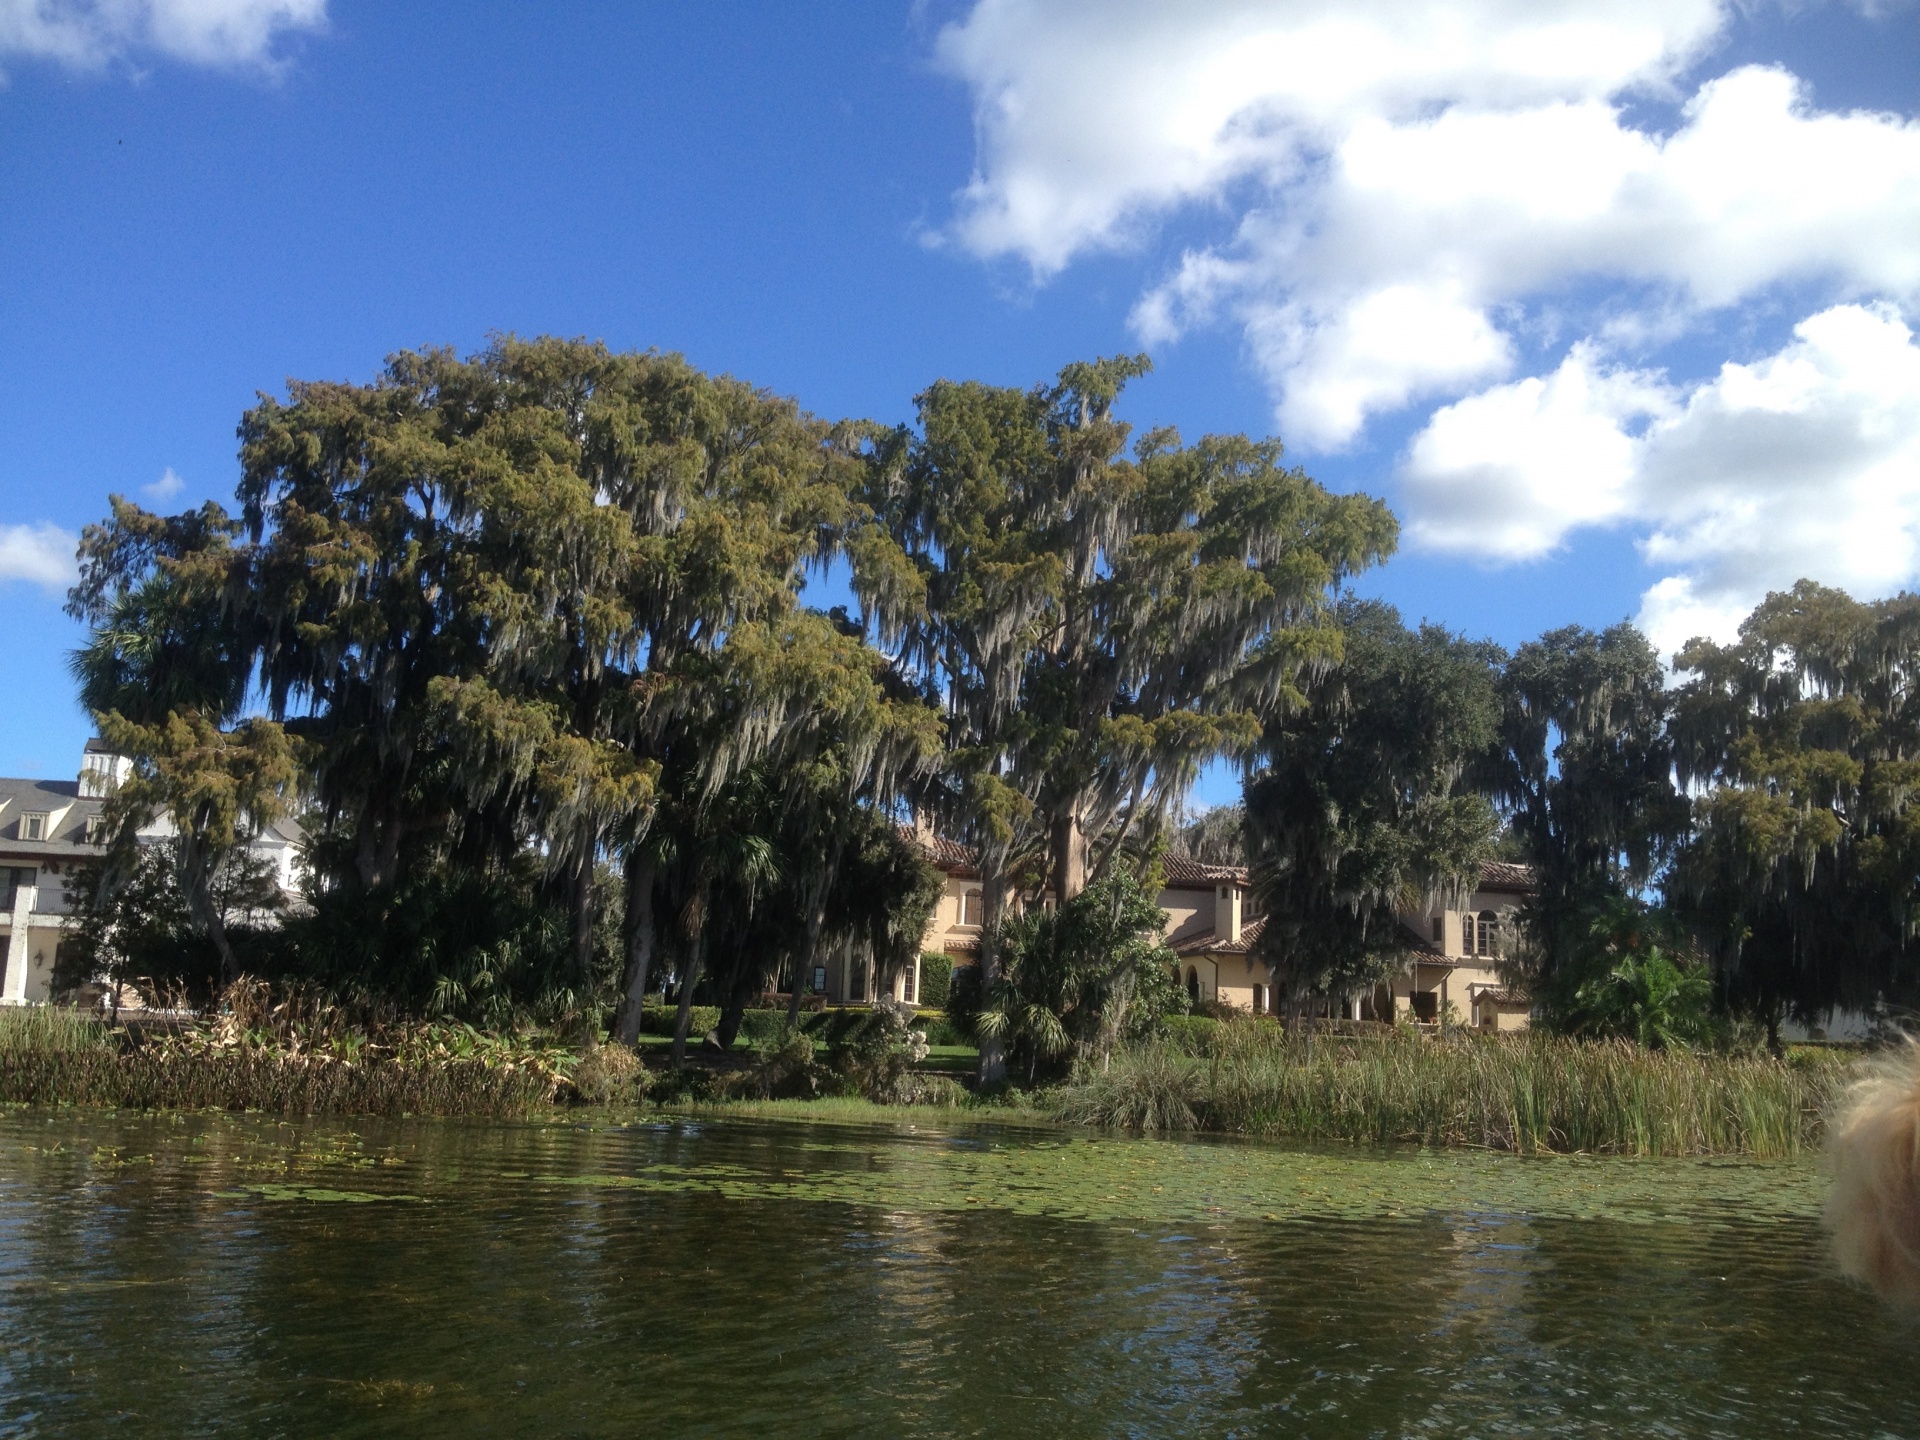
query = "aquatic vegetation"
xmin=1053 ymin=1026 xmax=1838 ymax=1157
xmin=0 ymin=985 xmax=570 ymax=1116
xmin=0 ymin=1004 xmax=111 ymax=1057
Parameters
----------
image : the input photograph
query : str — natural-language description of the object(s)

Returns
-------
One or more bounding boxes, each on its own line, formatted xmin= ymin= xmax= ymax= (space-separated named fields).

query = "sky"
xmin=1 ymin=0 xmax=1917 ymax=808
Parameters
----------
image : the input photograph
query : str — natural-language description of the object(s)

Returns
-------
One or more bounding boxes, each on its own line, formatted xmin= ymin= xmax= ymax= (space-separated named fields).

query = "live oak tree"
xmin=1246 ymin=600 xmax=1502 ymax=1016
xmin=863 ymin=356 xmax=1394 ymax=1083
xmin=1667 ymin=581 xmax=1920 ymax=1037
xmin=68 ymin=501 xmax=301 ymax=984
xmin=1487 ymin=622 xmax=1688 ymax=996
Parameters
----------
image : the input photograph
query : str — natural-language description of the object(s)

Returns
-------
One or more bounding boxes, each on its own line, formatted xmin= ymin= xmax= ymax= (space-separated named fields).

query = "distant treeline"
xmin=62 ymin=338 xmax=1920 ymax=1063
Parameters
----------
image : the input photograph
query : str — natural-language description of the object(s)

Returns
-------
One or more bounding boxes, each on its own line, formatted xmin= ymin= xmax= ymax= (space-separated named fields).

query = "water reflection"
xmin=0 ymin=1109 xmax=1914 ymax=1438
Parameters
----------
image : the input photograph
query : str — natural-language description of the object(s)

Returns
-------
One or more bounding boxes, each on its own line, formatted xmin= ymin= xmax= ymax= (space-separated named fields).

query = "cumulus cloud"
xmin=1402 ymin=344 xmax=1672 ymax=560
xmin=938 ymin=2 xmax=1920 ymax=448
xmin=0 ymin=521 xmax=77 ymax=590
xmin=143 ymin=465 xmax=184 ymax=502
xmin=0 ymin=0 xmax=325 ymax=74
xmin=1404 ymin=305 xmax=1920 ymax=656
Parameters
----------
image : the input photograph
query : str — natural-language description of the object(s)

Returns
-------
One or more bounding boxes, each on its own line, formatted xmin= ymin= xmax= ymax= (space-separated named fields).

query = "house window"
xmin=811 ymin=966 xmax=827 ymax=995
xmin=959 ymin=889 xmax=982 ymax=927
xmin=1252 ymin=983 xmax=1265 ymax=1015
xmin=84 ymin=816 xmax=107 ymax=845
xmin=1431 ymin=914 xmax=1445 ymax=944
xmin=1462 ymin=912 xmax=1476 ymax=954
xmin=901 ymin=957 xmax=918 ymax=1006
xmin=1186 ymin=967 xmax=1200 ymax=1004
xmin=849 ymin=958 xmax=867 ymax=1003
xmin=1477 ymin=911 xmax=1498 ymax=956
xmin=20 ymin=813 xmax=45 ymax=842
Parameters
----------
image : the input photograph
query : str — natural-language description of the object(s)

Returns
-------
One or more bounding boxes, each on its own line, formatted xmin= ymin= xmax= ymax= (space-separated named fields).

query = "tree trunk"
xmin=1050 ymin=811 xmax=1088 ymax=910
xmin=670 ymin=928 xmax=708 ymax=1068
xmin=716 ymin=982 xmax=751 ymax=1050
xmin=976 ymin=853 xmax=1008 ymax=1088
xmin=568 ymin=836 xmax=597 ymax=995
xmin=178 ymin=830 xmax=237 ymax=985
xmin=783 ymin=883 xmax=829 ymax=1031
xmin=610 ymin=852 xmax=658 ymax=1047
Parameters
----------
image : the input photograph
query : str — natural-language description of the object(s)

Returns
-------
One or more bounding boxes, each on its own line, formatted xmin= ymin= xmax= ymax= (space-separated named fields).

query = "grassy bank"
xmin=0 ymin=1004 xmax=563 ymax=1117
xmin=1052 ymin=1024 xmax=1844 ymax=1157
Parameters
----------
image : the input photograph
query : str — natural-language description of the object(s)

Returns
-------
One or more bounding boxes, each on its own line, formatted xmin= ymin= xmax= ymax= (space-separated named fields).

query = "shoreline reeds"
xmin=1052 ymin=1024 xmax=1843 ymax=1157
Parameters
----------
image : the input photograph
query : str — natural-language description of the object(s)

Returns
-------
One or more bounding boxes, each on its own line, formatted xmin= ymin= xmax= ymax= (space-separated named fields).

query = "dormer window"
xmin=20 ymin=813 xmax=45 ymax=842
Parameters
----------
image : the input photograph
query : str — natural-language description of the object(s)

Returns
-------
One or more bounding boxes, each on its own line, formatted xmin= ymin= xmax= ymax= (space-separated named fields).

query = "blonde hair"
xmin=1826 ymin=1039 xmax=1920 ymax=1303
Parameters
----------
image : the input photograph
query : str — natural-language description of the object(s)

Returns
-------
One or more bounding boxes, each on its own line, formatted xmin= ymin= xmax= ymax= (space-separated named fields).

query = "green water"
xmin=1 ymin=1107 xmax=1913 ymax=1438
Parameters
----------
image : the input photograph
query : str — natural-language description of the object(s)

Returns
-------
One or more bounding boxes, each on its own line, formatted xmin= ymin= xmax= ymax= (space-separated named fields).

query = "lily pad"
xmin=217 ymin=1183 xmax=424 ymax=1204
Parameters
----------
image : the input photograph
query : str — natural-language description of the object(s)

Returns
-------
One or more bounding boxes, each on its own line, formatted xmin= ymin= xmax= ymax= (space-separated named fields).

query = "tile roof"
xmin=1477 ymin=860 xmax=1536 ymax=892
xmin=1173 ymin=914 xmax=1266 ymax=956
xmin=1160 ymin=853 xmax=1250 ymax=888
xmin=1475 ymin=987 xmax=1530 ymax=1006
xmin=899 ymin=826 xmax=978 ymax=873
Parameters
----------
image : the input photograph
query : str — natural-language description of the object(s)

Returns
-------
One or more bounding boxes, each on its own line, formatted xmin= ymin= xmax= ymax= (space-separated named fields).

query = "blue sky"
xmin=2 ymin=1 xmax=1917 ymax=809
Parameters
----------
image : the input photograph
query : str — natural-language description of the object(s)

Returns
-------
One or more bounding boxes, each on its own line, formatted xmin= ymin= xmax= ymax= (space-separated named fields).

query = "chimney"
xmin=1218 ymin=884 xmax=1242 ymax=945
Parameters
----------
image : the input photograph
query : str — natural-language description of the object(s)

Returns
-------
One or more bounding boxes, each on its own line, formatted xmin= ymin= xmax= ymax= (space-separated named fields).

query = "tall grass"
xmin=0 ymin=1004 xmax=109 ymax=1057
xmin=0 ymin=991 xmax=565 ymax=1117
xmin=1054 ymin=1024 xmax=1841 ymax=1157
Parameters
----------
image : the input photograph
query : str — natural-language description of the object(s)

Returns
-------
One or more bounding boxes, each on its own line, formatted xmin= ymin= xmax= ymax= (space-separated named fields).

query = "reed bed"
xmin=1054 ymin=1024 xmax=1842 ymax=1157
xmin=0 ymin=998 xmax=564 ymax=1117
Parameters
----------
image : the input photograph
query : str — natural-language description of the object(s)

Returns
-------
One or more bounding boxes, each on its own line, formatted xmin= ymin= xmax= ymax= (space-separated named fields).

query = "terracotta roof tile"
xmin=1173 ymin=914 xmax=1266 ymax=956
xmin=1160 ymin=853 xmax=1250 ymax=888
xmin=1477 ymin=860 xmax=1536 ymax=892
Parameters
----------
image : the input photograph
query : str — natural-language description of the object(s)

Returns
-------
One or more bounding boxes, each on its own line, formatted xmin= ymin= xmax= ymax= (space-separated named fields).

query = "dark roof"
xmin=84 ymin=738 xmax=119 ymax=754
xmin=0 ymin=777 xmax=103 ymax=857
xmin=1160 ymin=853 xmax=1249 ymax=888
xmin=1398 ymin=920 xmax=1449 ymax=960
xmin=1477 ymin=860 xmax=1536 ymax=893
xmin=1174 ymin=914 xmax=1266 ymax=956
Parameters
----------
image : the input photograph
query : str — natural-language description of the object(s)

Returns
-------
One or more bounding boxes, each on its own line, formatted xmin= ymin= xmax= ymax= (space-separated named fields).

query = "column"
xmin=3 ymin=872 xmax=35 ymax=1004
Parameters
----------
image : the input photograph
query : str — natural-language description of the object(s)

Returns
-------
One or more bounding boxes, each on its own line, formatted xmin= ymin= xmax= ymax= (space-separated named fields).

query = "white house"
xmin=0 ymin=741 xmax=304 ymax=1005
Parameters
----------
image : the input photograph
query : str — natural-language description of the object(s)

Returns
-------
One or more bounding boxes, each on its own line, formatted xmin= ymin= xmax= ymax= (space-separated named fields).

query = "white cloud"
xmin=1401 ymin=305 xmax=1920 ymax=656
xmin=0 ymin=521 xmax=77 ymax=590
xmin=938 ymin=2 xmax=1920 ymax=448
xmin=938 ymin=0 xmax=1726 ymax=275
xmin=0 ymin=0 xmax=325 ymax=74
xmin=143 ymin=465 xmax=185 ymax=502
xmin=1402 ymin=344 xmax=1671 ymax=560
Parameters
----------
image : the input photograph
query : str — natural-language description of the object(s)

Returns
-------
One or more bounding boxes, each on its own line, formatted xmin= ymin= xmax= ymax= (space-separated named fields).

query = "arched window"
xmin=1187 ymin=967 xmax=1200 ymax=1004
xmin=1462 ymin=912 xmax=1476 ymax=954
xmin=1477 ymin=911 xmax=1498 ymax=957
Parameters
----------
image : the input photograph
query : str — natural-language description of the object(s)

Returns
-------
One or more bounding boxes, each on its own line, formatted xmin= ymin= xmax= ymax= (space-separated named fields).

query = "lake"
xmin=1 ymin=1106 xmax=1913 ymax=1438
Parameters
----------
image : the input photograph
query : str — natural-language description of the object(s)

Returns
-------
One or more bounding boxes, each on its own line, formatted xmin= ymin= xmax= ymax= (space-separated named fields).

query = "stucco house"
xmin=0 ymin=742 xmax=304 ymax=1006
xmin=864 ymin=829 xmax=1535 ymax=1031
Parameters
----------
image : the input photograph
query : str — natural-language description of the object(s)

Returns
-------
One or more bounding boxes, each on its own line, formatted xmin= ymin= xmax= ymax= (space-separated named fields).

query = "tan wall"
xmin=920 ymin=874 xmax=982 ymax=957
xmin=1157 ymin=886 xmax=1212 ymax=946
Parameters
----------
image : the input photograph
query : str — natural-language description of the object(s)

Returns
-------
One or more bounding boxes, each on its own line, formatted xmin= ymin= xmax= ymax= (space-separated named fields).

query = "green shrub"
xmin=735 ymin=1009 xmax=809 ymax=1047
xmin=917 ymin=1013 xmax=970 ymax=1047
xmin=639 ymin=1004 xmax=721 ymax=1039
xmin=917 ymin=951 xmax=952 ymax=1010
xmin=570 ymin=1044 xmax=646 ymax=1104
xmin=1160 ymin=1014 xmax=1221 ymax=1054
